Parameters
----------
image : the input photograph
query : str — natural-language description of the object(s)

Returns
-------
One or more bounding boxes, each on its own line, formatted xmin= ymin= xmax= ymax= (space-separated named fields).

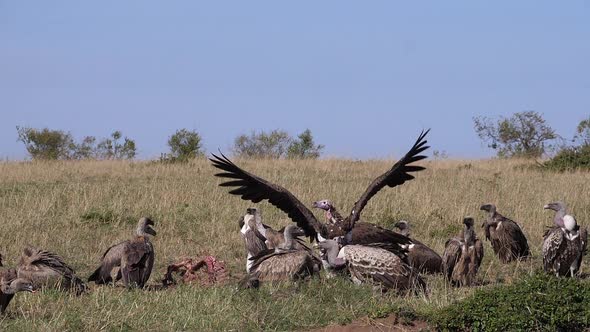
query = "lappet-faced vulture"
xmin=392 ymin=220 xmax=442 ymax=274
xmin=0 ymin=268 xmax=34 ymax=314
xmin=17 ymin=246 xmax=86 ymax=295
xmin=89 ymin=217 xmax=157 ymax=285
xmin=442 ymin=217 xmax=484 ymax=287
xmin=248 ymin=225 xmax=319 ymax=283
xmin=543 ymin=202 xmax=587 ymax=277
xmin=318 ymin=239 xmax=426 ymax=293
xmin=211 ymin=130 xmax=430 ymax=258
xmin=480 ymin=204 xmax=530 ymax=263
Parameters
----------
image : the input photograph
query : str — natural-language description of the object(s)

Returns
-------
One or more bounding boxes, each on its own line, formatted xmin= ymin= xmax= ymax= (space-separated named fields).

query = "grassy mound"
xmin=428 ymin=272 xmax=590 ymax=331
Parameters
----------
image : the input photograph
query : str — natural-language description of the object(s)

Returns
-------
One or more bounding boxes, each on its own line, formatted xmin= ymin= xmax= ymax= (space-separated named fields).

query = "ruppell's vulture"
xmin=543 ymin=202 xmax=587 ymax=277
xmin=211 ymin=130 xmax=430 ymax=257
xmin=89 ymin=217 xmax=157 ymax=285
xmin=318 ymin=239 xmax=426 ymax=293
xmin=480 ymin=204 xmax=530 ymax=263
xmin=247 ymin=225 xmax=319 ymax=283
xmin=0 ymin=268 xmax=34 ymax=314
xmin=442 ymin=217 xmax=484 ymax=287
xmin=17 ymin=246 xmax=87 ymax=295
xmin=393 ymin=220 xmax=443 ymax=274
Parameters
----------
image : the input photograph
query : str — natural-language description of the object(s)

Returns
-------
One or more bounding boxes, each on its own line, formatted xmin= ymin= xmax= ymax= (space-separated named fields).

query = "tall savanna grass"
xmin=0 ymin=158 xmax=589 ymax=331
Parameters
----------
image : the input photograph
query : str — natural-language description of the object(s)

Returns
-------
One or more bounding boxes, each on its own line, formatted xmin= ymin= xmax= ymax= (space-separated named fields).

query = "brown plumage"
xmin=480 ymin=204 xmax=529 ymax=263
xmin=0 ymin=268 xmax=34 ymax=314
xmin=543 ymin=202 xmax=587 ymax=277
xmin=238 ymin=208 xmax=269 ymax=272
xmin=393 ymin=221 xmax=442 ymax=274
xmin=211 ymin=130 xmax=429 ymax=257
xmin=319 ymin=240 xmax=426 ymax=293
xmin=442 ymin=217 xmax=484 ymax=286
xmin=248 ymin=225 xmax=319 ymax=283
xmin=121 ymin=235 xmax=155 ymax=288
xmin=17 ymin=246 xmax=86 ymax=295
xmin=89 ymin=217 xmax=157 ymax=285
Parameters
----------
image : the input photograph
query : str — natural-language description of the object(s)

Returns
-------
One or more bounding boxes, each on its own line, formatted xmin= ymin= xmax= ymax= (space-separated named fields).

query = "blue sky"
xmin=1 ymin=1 xmax=588 ymax=159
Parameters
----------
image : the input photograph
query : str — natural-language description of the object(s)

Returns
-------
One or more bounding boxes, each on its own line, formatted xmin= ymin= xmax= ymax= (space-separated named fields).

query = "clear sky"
xmin=1 ymin=1 xmax=588 ymax=160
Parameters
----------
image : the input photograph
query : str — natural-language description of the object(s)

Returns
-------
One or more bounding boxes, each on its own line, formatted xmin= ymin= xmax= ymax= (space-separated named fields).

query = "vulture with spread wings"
xmin=210 ymin=130 xmax=430 ymax=256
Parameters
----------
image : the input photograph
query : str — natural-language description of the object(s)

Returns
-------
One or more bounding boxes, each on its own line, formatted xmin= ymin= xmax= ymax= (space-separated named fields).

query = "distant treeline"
xmin=15 ymin=127 xmax=324 ymax=163
xmin=14 ymin=111 xmax=590 ymax=170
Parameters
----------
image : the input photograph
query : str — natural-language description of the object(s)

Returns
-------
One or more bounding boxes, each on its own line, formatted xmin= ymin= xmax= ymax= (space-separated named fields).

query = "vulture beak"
xmin=246 ymin=207 xmax=256 ymax=214
xmin=312 ymin=201 xmax=321 ymax=208
xmin=146 ymin=226 xmax=157 ymax=236
xmin=543 ymin=204 xmax=550 ymax=210
xmin=291 ymin=226 xmax=306 ymax=238
xmin=479 ymin=204 xmax=488 ymax=211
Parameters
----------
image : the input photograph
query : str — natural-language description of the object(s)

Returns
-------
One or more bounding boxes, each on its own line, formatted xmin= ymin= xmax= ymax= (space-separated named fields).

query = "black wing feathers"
xmin=210 ymin=152 xmax=323 ymax=239
xmin=347 ymin=130 xmax=430 ymax=228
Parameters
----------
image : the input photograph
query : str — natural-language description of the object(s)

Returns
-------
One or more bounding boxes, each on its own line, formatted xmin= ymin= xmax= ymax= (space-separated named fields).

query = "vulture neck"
xmin=553 ymin=209 xmax=566 ymax=228
xmin=282 ymin=228 xmax=295 ymax=250
xmin=323 ymin=241 xmax=346 ymax=268
xmin=326 ymin=207 xmax=344 ymax=224
xmin=463 ymin=227 xmax=476 ymax=247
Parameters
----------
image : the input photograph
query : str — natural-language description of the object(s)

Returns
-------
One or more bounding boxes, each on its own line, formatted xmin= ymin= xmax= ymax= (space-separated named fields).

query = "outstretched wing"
xmin=346 ymin=130 xmax=430 ymax=229
xmin=210 ymin=152 xmax=324 ymax=239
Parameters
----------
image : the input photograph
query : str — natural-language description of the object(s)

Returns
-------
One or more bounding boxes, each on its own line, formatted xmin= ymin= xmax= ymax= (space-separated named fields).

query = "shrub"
xmin=542 ymin=144 xmax=590 ymax=172
xmin=16 ymin=126 xmax=76 ymax=160
xmin=428 ymin=272 xmax=590 ymax=331
xmin=286 ymin=129 xmax=324 ymax=159
xmin=164 ymin=129 xmax=203 ymax=162
xmin=95 ymin=131 xmax=137 ymax=160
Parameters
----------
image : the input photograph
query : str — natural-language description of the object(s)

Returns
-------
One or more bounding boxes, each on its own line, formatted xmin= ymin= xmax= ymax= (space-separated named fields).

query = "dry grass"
xmin=0 ymin=158 xmax=589 ymax=331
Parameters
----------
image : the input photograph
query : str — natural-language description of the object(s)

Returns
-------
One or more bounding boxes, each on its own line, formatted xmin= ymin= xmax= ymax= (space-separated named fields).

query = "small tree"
xmin=16 ymin=126 xmax=76 ymax=160
xmin=167 ymin=129 xmax=203 ymax=162
xmin=72 ymin=136 xmax=97 ymax=160
xmin=574 ymin=117 xmax=590 ymax=146
xmin=473 ymin=111 xmax=556 ymax=158
xmin=287 ymin=129 xmax=324 ymax=159
xmin=96 ymin=131 xmax=136 ymax=160
xmin=233 ymin=130 xmax=292 ymax=158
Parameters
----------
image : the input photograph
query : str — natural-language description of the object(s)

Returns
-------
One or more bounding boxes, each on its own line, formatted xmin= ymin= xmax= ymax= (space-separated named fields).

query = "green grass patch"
xmin=427 ymin=272 xmax=590 ymax=331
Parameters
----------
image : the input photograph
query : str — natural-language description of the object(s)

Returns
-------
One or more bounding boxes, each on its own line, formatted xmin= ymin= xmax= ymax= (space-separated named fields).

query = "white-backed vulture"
xmin=0 ymin=268 xmax=34 ymax=314
xmin=238 ymin=208 xmax=269 ymax=272
xmin=248 ymin=225 xmax=319 ymax=283
xmin=17 ymin=246 xmax=86 ymax=295
xmin=393 ymin=220 xmax=443 ymax=274
xmin=211 ymin=130 xmax=430 ymax=258
xmin=480 ymin=204 xmax=530 ymax=263
xmin=318 ymin=239 xmax=426 ymax=293
xmin=120 ymin=218 xmax=156 ymax=288
xmin=89 ymin=217 xmax=157 ymax=285
xmin=543 ymin=202 xmax=587 ymax=277
xmin=442 ymin=217 xmax=484 ymax=287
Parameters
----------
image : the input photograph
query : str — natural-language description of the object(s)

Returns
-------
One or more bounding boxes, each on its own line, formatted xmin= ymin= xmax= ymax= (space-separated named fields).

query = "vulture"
xmin=247 ymin=225 xmax=319 ymax=283
xmin=318 ymin=239 xmax=426 ymax=293
xmin=442 ymin=217 xmax=484 ymax=287
xmin=392 ymin=220 xmax=443 ymax=274
xmin=0 ymin=268 xmax=34 ymax=314
xmin=17 ymin=246 xmax=87 ymax=295
xmin=542 ymin=202 xmax=587 ymax=277
xmin=120 ymin=218 xmax=156 ymax=289
xmin=211 ymin=130 xmax=430 ymax=257
xmin=480 ymin=204 xmax=530 ymax=263
xmin=89 ymin=217 xmax=157 ymax=285
xmin=238 ymin=207 xmax=269 ymax=272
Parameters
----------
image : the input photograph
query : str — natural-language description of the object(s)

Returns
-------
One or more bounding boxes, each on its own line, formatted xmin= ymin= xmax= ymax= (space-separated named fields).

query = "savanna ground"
xmin=0 ymin=158 xmax=589 ymax=331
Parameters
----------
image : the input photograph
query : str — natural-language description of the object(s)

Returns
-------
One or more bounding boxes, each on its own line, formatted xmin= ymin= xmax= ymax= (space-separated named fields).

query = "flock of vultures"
xmin=0 ymin=129 xmax=587 ymax=315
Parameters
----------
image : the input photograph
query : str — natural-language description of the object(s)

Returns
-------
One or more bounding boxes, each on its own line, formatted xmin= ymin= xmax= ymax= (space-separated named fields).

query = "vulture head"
xmin=463 ymin=217 xmax=475 ymax=228
xmin=543 ymin=201 xmax=566 ymax=212
xmin=312 ymin=200 xmax=334 ymax=211
xmin=544 ymin=202 xmax=568 ymax=228
xmin=393 ymin=220 xmax=410 ymax=236
xmin=1 ymin=278 xmax=34 ymax=295
xmin=479 ymin=203 xmax=497 ymax=214
xmin=136 ymin=217 xmax=157 ymax=237
xmin=317 ymin=240 xmax=346 ymax=269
